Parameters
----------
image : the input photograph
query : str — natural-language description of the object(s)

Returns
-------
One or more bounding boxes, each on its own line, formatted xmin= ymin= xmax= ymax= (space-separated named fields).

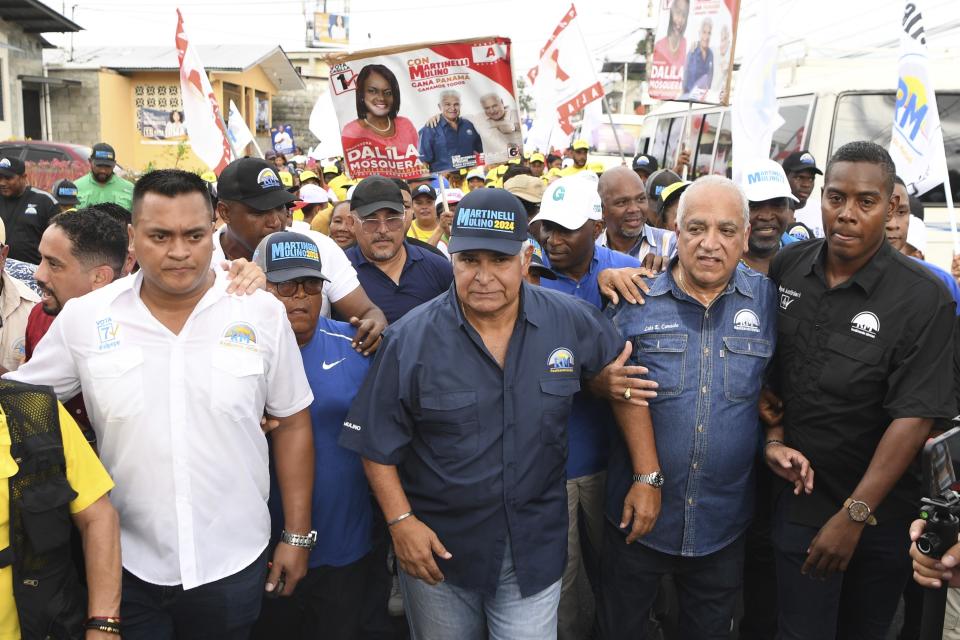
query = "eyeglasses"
xmin=357 ymin=216 xmax=405 ymax=234
xmin=272 ymin=277 xmax=324 ymax=297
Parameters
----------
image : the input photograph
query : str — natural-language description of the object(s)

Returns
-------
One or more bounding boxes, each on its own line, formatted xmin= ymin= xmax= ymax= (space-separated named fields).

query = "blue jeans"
xmin=398 ymin=537 xmax=561 ymax=640
xmin=771 ymin=493 xmax=912 ymax=640
xmin=120 ymin=549 xmax=268 ymax=640
xmin=598 ymin=520 xmax=745 ymax=640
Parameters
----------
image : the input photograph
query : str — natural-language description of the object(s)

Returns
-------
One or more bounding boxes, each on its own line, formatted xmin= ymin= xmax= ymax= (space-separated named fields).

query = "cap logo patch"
xmin=800 ymin=153 xmax=815 ymax=164
xmin=552 ymin=186 xmax=565 ymax=201
xmin=271 ymin=241 xmax=319 ymax=263
xmin=851 ymin=312 xmax=879 ymax=338
xmin=636 ymin=157 xmax=650 ymax=166
xmin=93 ymin=150 xmax=114 ymax=160
xmin=57 ymin=186 xmax=78 ymax=197
xmin=787 ymin=224 xmax=810 ymax=241
xmin=257 ymin=168 xmax=281 ymax=190
xmin=733 ymin=309 xmax=761 ymax=333
xmin=747 ymin=170 xmax=787 ymax=185
xmin=547 ymin=347 xmax=575 ymax=373
xmin=0 ymin=159 xmax=10 ymax=169
xmin=456 ymin=207 xmax=515 ymax=233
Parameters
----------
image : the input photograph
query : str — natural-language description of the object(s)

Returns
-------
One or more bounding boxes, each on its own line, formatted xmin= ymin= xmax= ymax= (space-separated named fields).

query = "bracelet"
xmin=764 ymin=439 xmax=785 ymax=448
xmin=85 ymin=617 xmax=121 ymax=634
xmin=387 ymin=511 xmax=414 ymax=527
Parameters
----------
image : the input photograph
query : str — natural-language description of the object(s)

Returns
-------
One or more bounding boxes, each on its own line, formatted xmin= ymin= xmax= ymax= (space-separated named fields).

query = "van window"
xmin=663 ymin=116 xmax=684 ymax=170
xmin=714 ymin=112 xmax=732 ymax=177
xmin=694 ymin=112 xmax=722 ymax=178
xmin=650 ymin=118 xmax=671 ymax=165
xmin=771 ymin=95 xmax=814 ymax=161
xmin=832 ymin=92 xmax=960 ymax=203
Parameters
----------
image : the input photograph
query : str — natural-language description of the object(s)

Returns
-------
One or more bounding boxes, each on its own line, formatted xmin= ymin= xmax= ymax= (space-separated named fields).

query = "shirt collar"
xmin=600 ymin=228 xmax=651 ymax=256
xmin=647 ymin=256 xmax=755 ymax=300
xmin=805 ymin=238 xmax=892 ymax=295
xmin=555 ymin=248 xmax=599 ymax=283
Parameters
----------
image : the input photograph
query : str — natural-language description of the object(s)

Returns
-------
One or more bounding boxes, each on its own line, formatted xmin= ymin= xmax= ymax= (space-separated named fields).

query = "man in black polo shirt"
xmin=767 ymin=141 xmax=956 ymax=640
xmin=340 ymin=188 xmax=659 ymax=639
xmin=0 ymin=156 xmax=57 ymax=264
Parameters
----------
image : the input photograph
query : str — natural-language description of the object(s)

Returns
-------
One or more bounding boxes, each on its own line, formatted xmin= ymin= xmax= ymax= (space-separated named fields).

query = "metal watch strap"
xmin=632 ymin=471 xmax=664 ymax=488
xmin=280 ymin=529 xmax=318 ymax=549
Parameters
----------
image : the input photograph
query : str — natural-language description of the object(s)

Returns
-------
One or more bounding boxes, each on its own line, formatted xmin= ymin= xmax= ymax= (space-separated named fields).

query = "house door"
xmin=22 ymin=88 xmax=41 ymax=140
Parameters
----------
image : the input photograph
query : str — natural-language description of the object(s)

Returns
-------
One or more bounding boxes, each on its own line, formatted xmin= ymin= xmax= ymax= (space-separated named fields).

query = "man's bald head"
xmin=599 ymin=166 xmax=645 ymax=204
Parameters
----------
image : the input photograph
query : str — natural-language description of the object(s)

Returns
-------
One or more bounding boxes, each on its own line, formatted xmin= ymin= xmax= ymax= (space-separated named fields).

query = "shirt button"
xmin=688 ymin=498 xmax=695 ymax=506
xmin=701 ymin=386 xmax=707 ymax=394
xmin=692 ymin=462 xmax=698 ymax=469
xmin=703 ymin=347 xmax=709 ymax=354
xmin=697 ymin=425 xmax=704 ymax=433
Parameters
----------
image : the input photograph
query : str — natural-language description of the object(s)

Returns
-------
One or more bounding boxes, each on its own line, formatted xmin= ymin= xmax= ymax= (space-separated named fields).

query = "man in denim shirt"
xmin=600 ymin=175 xmax=810 ymax=639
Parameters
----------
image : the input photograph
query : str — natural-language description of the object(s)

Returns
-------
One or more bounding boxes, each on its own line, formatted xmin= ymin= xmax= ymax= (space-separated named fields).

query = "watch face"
xmin=652 ymin=472 xmax=665 ymax=488
xmin=848 ymin=501 xmax=870 ymax=522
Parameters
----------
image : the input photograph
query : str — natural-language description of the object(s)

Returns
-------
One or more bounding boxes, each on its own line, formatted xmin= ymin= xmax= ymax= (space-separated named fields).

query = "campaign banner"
xmin=312 ymin=12 xmax=349 ymax=47
xmin=271 ymin=124 xmax=296 ymax=155
xmin=649 ymin=0 xmax=740 ymax=104
xmin=326 ymin=37 xmax=521 ymax=179
xmin=138 ymin=107 xmax=186 ymax=141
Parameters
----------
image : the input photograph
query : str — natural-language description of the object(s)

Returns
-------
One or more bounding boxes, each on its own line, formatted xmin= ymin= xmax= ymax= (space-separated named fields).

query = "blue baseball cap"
xmin=252 ymin=231 xmax=329 ymax=283
xmin=448 ymin=188 xmax=527 ymax=255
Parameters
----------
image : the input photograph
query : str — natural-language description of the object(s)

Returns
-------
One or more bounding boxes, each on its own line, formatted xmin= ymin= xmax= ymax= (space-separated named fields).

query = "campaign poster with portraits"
xmin=649 ymin=0 xmax=740 ymax=104
xmin=271 ymin=124 xmax=296 ymax=155
xmin=326 ymin=37 xmax=522 ymax=179
xmin=313 ymin=12 xmax=349 ymax=46
xmin=135 ymin=83 xmax=187 ymax=141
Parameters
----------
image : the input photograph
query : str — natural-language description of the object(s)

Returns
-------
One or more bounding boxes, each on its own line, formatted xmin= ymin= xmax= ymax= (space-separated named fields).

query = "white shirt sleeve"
xmin=263 ymin=299 xmax=314 ymax=418
xmin=303 ymin=230 xmax=360 ymax=304
xmin=4 ymin=307 xmax=82 ymax=401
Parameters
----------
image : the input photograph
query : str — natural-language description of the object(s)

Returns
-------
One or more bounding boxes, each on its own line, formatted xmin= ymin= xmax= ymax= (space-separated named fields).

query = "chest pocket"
xmin=419 ymin=391 xmax=479 ymax=459
xmin=86 ymin=348 xmax=144 ymax=420
xmin=539 ymin=378 xmax=581 ymax=444
xmin=212 ymin=350 xmax=265 ymax=422
xmin=818 ymin=332 xmax=885 ymax=399
xmin=722 ymin=336 xmax=772 ymax=402
xmin=635 ymin=333 xmax=687 ymax=397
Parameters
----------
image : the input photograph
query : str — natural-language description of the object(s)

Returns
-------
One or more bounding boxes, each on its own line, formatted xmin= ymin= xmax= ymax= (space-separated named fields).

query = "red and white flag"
xmin=526 ymin=4 xmax=604 ymax=148
xmin=175 ymin=9 xmax=233 ymax=174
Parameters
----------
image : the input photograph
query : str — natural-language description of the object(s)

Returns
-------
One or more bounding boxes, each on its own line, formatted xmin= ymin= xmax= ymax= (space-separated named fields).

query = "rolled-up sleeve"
xmin=338 ymin=333 xmax=414 ymax=465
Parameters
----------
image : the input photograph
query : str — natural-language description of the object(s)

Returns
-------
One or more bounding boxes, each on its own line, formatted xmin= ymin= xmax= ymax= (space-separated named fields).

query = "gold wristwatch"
xmin=843 ymin=498 xmax=877 ymax=526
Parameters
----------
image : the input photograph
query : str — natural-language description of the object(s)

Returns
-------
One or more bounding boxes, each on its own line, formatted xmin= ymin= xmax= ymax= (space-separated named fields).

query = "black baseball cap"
xmin=411 ymin=184 xmax=437 ymax=201
xmin=51 ymin=179 xmax=79 ymax=205
xmin=632 ymin=153 xmax=659 ymax=174
xmin=217 ymin=157 xmax=296 ymax=211
xmin=645 ymin=169 xmax=682 ymax=203
xmin=90 ymin=143 xmax=117 ymax=167
xmin=252 ymin=231 xmax=329 ymax=283
xmin=0 ymin=156 xmax=25 ymax=177
xmin=448 ymin=188 xmax=527 ymax=255
xmin=782 ymin=150 xmax=823 ymax=175
xmin=529 ymin=242 xmax=556 ymax=280
xmin=351 ymin=176 xmax=405 ymax=217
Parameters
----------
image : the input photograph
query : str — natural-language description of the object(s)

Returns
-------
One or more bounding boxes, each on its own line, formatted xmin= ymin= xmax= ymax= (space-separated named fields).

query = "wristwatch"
xmin=632 ymin=471 xmax=665 ymax=488
xmin=843 ymin=498 xmax=878 ymax=526
xmin=280 ymin=529 xmax=318 ymax=549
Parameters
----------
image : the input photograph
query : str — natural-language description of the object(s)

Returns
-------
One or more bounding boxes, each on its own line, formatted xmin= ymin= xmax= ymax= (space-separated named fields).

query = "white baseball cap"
xmin=466 ymin=167 xmax=485 ymax=181
xmin=536 ymin=175 xmax=602 ymax=231
xmin=295 ymin=183 xmax=329 ymax=206
xmin=741 ymin=158 xmax=800 ymax=204
xmin=906 ymin=214 xmax=927 ymax=254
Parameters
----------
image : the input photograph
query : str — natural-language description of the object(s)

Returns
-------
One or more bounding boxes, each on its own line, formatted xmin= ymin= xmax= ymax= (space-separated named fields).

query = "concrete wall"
xmin=272 ymin=76 xmax=326 ymax=152
xmin=0 ymin=19 xmax=48 ymax=140
xmin=46 ymin=68 xmax=102 ymax=146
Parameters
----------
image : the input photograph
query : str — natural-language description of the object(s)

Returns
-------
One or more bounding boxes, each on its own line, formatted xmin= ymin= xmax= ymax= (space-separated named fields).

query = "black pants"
xmin=772 ymin=492 xmax=912 ymax=640
xmin=252 ymin=551 xmax=371 ymax=639
xmin=599 ymin=520 xmax=745 ymax=640
xmin=739 ymin=464 xmax=778 ymax=640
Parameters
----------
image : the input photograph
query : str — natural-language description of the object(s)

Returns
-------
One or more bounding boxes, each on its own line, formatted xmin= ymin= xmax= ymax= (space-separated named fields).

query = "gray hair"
xmin=676 ymin=175 xmax=749 ymax=229
xmin=439 ymin=89 xmax=461 ymax=102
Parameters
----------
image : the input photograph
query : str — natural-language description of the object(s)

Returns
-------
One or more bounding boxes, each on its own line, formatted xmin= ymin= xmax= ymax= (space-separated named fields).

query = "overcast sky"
xmin=36 ymin=0 xmax=960 ymax=74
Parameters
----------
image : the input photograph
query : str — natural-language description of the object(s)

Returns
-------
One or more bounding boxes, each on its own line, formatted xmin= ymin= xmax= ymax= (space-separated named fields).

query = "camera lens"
xmin=918 ymin=532 xmax=940 ymax=557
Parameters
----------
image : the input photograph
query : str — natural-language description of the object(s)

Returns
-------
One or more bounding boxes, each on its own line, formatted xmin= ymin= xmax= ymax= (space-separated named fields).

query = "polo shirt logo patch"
xmin=779 ymin=294 xmax=796 ymax=310
xmin=97 ymin=318 xmax=120 ymax=351
xmin=547 ymin=348 xmax=575 ymax=373
xmin=221 ymin=322 xmax=258 ymax=349
xmin=24 ymin=204 xmax=37 ymax=216
xmin=851 ymin=312 xmax=880 ymax=338
xmin=733 ymin=309 xmax=761 ymax=333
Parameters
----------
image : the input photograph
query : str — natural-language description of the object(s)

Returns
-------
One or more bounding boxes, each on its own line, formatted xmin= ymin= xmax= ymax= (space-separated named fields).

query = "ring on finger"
xmin=623 ymin=388 xmax=632 ymax=400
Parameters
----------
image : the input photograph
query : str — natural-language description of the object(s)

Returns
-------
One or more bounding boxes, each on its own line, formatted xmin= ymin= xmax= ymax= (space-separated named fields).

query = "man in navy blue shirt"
xmin=418 ymin=90 xmax=483 ymax=173
xmin=345 ymin=176 xmax=453 ymax=324
xmin=340 ymin=188 xmax=659 ymax=640
xmin=534 ymin=173 xmax=640 ymax=639
xmin=602 ymin=176 xmax=812 ymax=639
xmin=252 ymin=231 xmax=373 ymax=639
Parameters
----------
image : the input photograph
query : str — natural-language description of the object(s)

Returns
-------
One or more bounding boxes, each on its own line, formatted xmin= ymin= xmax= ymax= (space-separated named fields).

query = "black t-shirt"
xmin=770 ymin=239 xmax=957 ymax=527
xmin=0 ymin=187 xmax=58 ymax=264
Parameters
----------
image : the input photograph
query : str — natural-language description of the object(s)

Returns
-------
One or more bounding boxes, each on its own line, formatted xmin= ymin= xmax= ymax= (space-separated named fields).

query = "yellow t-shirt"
xmin=309 ymin=205 xmax=334 ymax=236
xmin=407 ymin=220 xmax=440 ymax=244
xmin=558 ymin=164 xmax=587 ymax=177
xmin=0 ymin=404 xmax=114 ymax=638
xmin=327 ymin=175 xmax=351 ymax=202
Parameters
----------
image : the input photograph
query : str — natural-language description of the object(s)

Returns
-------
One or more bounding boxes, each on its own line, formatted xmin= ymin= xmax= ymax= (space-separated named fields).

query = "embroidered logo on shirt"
xmin=778 ymin=285 xmax=801 ymax=310
xmin=851 ymin=312 xmax=879 ymax=338
xmin=547 ymin=347 xmax=575 ymax=373
xmin=733 ymin=309 xmax=761 ymax=333
xmin=96 ymin=318 xmax=120 ymax=351
xmin=343 ymin=420 xmax=362 ymax=431
xmin=12 ymin=338 xmax=24 ymax=363
xmin=24 ymin=204 xmax=37 ymax=216
xmin=220 ymin=322 xmax=258 ymax=350
xmin=322 ymin=358 xmax=346 ymax=370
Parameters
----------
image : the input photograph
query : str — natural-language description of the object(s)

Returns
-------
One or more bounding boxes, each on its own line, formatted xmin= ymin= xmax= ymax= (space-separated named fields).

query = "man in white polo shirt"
xmin=7 ymin=169 xmax=316 ymax=638
xmin=213 ymin=157 xmax=387 ymax=355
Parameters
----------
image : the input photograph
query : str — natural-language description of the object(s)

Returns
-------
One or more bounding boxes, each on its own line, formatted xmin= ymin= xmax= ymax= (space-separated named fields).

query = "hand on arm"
xmin=586 ymin=341 xmax=658 ymax=406
xmin=609 ymin=399 xmax=661 ymax=543
xmin=332 ymin=287 xmax=388 ymax=355
xmin=268 ymin=408 xmax=314 ymax=596
xmin=363 ymin=459 xmax=451 ymax=584
xmin=803 ymin=417 xmax=932 ymax=579
xmin=597 ymin=267 xmax=653 ymax=305
xmin=221 ymin=258 xmax=266 ymax=295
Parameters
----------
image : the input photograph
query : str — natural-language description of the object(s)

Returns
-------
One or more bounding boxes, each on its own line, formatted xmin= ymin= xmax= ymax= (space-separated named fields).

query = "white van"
xmin=637 ymin=56 xmax=960 ymax=268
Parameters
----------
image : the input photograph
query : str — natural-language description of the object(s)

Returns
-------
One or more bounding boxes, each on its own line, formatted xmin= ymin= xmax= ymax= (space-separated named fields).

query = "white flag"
xmin=730 ymin=4 xmax=782 ymax=184
xmin=308 ymin=91 xmax=344 ymax=160
xmin=526 ymin=4 xmax=604 ymax=150
xmin=226 ymin=100 xmax=254 ymax=153
xmin=175 ymin=9 xmax=233 ymax=173
xmin=889 ymin=1 xmax=946 ymax=197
